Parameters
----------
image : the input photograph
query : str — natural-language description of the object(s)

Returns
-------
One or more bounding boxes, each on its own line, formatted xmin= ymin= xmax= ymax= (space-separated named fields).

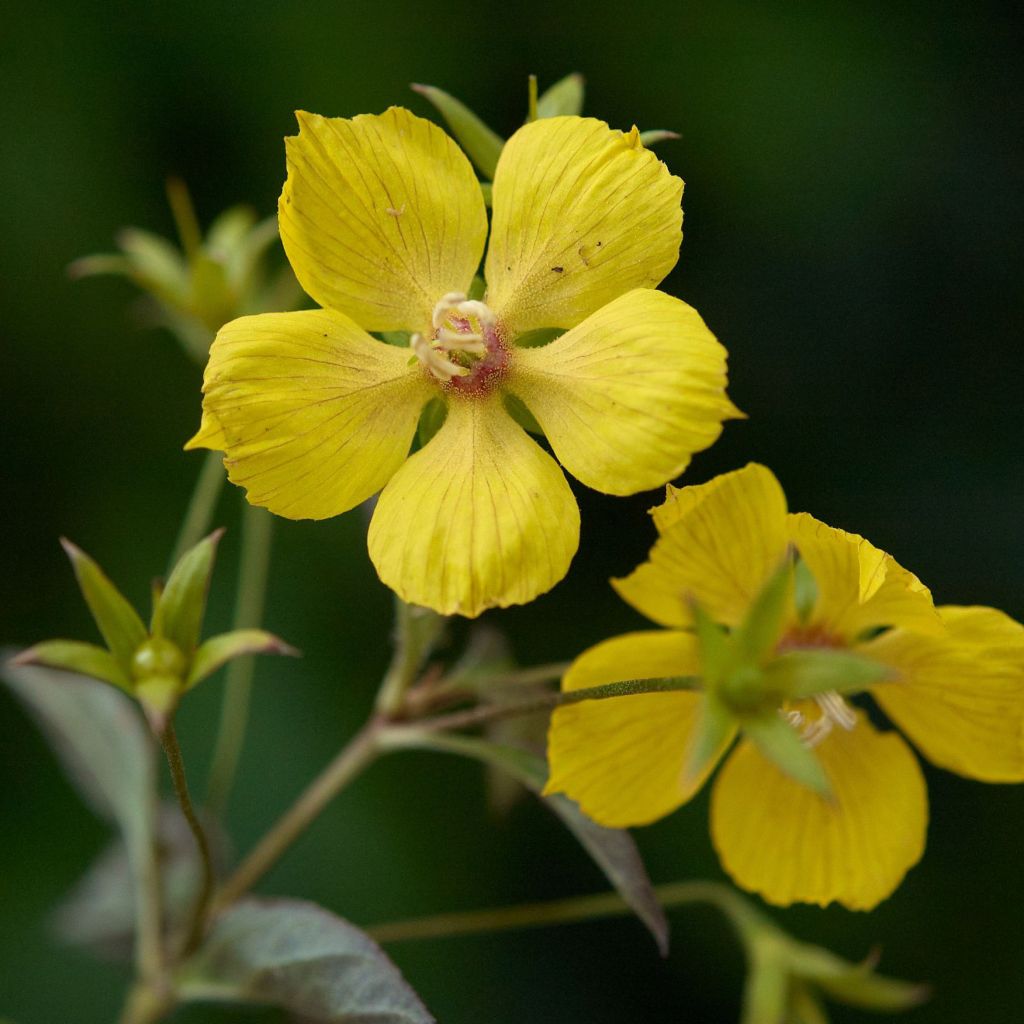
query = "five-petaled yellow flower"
xmin=187 ymin=108 xmax=740 ymax=616
xmin=546 ymin=463 xmax=1024 ymax=910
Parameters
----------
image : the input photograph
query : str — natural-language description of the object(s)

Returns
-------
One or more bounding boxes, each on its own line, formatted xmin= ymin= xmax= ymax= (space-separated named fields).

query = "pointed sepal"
xmin=186 ymin=629 xmax=298 ymax=690
xmin=536 ymin=73 xmax=585 ymax=118
xmin=742 ymin=711 xmax=832 ymax=799
xmin=764 ymin=648 xmax=892 ymax=700
xmin=10 ymin=640 xmax=133 ymax=692
xmin=411 ymin=82 xmax=504 ymax=179
xmin=152 ymin=528 xmax=224 ymax=655
xmin=61 ymin=539 xmax=147 ymax=674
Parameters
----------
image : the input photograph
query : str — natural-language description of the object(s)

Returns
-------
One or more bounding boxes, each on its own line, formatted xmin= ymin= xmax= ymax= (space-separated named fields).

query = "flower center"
xmin=784 ymin=692 xmax=858 ymax=748
xmin=410 ymin=293 xmax=508 ymax=395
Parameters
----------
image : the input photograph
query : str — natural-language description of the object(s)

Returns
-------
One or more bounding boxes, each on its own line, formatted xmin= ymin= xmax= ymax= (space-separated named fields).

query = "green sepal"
xmin=503 ymin=393 xmax=543 ymax=435
xmin=794 ymin=557 xmax=819 ymax=623
xmin=692 ymin=599 xmax=731 ymax=686
xmin=416 ymin=398 xmax=448 ymax=448
xmin=378 ymin=330 xmax=411 ymax=348
xmin=638 ymin=129 xmax=681 ymax=148
xmin=764 ymin=649 xmax=891 ymax=700
xmin=411 ymin=83 xmax=504 ymax=179
xmin=60 ymin=539 xmax=147 ymax=675
xmin=134 ymin=674 xmax=181 ymax=735
xmin=468 ymin=274 xmax=486 ymax=300
xmin=682 ymin=694 xmax=736 ymax=787
xmin=536 ymin=73 xmax=584 ymax=118
xmin=11 ymin=640 xmax=133 ymax=693
xmin=114 ymin=226 xmax=189 ymax=302
xmin=479 ymin=181 xmax=492 ymax=207
xmin=152 ymin=529 xmax=224 ymax=656
xmin=742 ymin=712 xmax=831 ymax=799
xmin=734 ymin=554 xmax=793 ymax=664
xmin=186 ymin=629 xmax=298 ymax=690
xmin=526 ymin=74 xmax=538 ymax=122
xmin=514 ymin=327 xmax=565 ymax=348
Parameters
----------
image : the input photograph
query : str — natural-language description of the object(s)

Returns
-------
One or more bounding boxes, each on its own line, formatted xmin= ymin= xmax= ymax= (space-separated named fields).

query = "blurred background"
xmin=2 ymin=2 xmax=1022 ymax=1021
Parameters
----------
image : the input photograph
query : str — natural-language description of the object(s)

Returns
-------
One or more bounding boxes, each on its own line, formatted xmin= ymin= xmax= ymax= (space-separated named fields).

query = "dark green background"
xmin=3 ymin=2 xmax=1022 ymax=1021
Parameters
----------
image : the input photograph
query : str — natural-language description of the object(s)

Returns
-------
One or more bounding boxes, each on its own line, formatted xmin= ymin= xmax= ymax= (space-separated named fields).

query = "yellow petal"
xmin=367 ymin=397 xmax=579 ymax=617
xmin=865 ymin=614 xmax=1024 ymax=782
xmin=787 ymin=512 xmax=941 ymax=640
xmin=711 ymin=712 xmax=927 ymax=910
xmin=545 ymin=631 xmax=711 ymax=827
xmin=613 ymin=464 xmax=788 ymax=628
xmin=508 ymin=289 xmax=741 ymax=494
xmin=485 ymin=116 xmax=682 ymax=337
xmin=190 ymin=309 xmax=431 ymax=520
xmin=280 ymin=108 xmax=487 ymax=332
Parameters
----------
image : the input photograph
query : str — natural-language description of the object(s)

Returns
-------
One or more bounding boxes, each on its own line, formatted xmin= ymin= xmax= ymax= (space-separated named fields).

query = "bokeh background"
xmin=3 ymin=2 xmax=1022 ymax=1021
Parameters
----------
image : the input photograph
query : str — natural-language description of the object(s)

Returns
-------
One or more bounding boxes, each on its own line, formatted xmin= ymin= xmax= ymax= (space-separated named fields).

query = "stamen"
xmin=412 ymin=292 xmax=500 ymax=385
xmin=785 ymin=691 xmax=858 ymax=749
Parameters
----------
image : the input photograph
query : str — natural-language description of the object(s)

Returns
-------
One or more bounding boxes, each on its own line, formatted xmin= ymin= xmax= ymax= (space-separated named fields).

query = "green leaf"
xmin=12 ymin=640 xmax=132 ymax=691
xmin=178 ymin=897 xmax=434 ymax=1023
xmin=186 ymin=628 xmax=297 ymax=689
xmin=638 ymin=129 xmax=681 ymax=147
xmin=411 ymin=83 xmax=504 ymax=179
xmin=1 ymin=657 xmax=156 ymax=852
xmin=384 ymin=732 xmax=669 ymax=955
xmin=735 ymin=555 xmax=793 ymax=664
xmin=536 ymin=73 xmax=585 ymax=118
xmin=416 ymin=398 xmax=448 ymax=448
xmin=59 ymin=538 xmax=148 ymax=676
xmin=742 ymin=712 xmax=831 ymax=798
xmin=153 ymin=528 xmax=223 ymax=655
xmin=682 ymin=694 xmax=736 ymax=787
xmin=764 ymin=649 xmax=891 ymax=700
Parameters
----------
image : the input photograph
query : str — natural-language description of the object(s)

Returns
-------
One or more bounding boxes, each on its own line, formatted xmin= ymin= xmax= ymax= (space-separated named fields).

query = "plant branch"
xmin=160 ymin=721 xmax=215 ymax=956
xmin=406 ymin=676 xmax=700 ymax=734
xmin=367 ymin=879 xmax=767 ymax=945
xmin=213 ymin=722 xmax=381 ymax=910
xmin=205 ymin=503 xmax=273 ymax=815
xmin=376 ymin=597 xmax=446 ymax=716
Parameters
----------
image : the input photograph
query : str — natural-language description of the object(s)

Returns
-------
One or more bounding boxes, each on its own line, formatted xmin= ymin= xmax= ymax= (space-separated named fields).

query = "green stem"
xmin=213 ymin=722 xmax=381 ymax=909
xmin=367 ymin=880 xmax=766 ymax=945
xmin=376 ymin=597 xmax=446 ymax=716
xmin=169 ymin=450 xmax=225 ymax=570
xmin=161 ymin=722 xmax=215 ymax=956
xmin=205 ymin=503 xmax=273 ymax=815
xmin=131 ymin=752 xmax=165 ymax=988
xmin=407 ymin=676 xmax=699 ymax=734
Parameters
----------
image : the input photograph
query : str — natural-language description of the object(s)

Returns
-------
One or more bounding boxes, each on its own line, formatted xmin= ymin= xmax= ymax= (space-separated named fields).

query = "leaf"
xmin=764 ymin=649 xmax=891 ymax=700
xmin=60 ymin=538 xmax=148 ymax=674
xmin=1 ymin=657 xmax=155 ymax=829
xmin=12 ymin=640 xmax=132 ymax=691
xmin=153 ymin=528 xmax=223 ymax=655
xmin=388 ymin=732 xmax=669 ymax=955
xmin=536 ymin=73 xmax=585 ymax=118
xmin=186 ymin=628 xmax=297 ymax=689
xmin=411 ymin=83 xmax=504 ymax=179
xmin=743 ymin=713 xmax=831 ymax=799
xmin=178 ymin=898 xmax=434 ymax=1023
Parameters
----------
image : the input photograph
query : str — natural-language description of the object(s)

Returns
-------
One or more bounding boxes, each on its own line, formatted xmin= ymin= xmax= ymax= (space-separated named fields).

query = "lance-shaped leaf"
xmin=787 ymin=944 xmax=929 ymax=1011
xmin=1 ymin=657 xmax=156 ymax=873
xmin=764 ymin=648 xmax=892 ymax=700
xmin=536 ymin=73 xmax=585 ymax=118
xmin=742 ymin=712 xmax=831 ymax=799
xmin=12 ymin=640 xmax=132 ymax=692
xmin=638 ymin=129 xmax=681 ymax=147
xmin=384 ymin=731 xmax=669 ymax=954
xmin=178 ymin=898 xmax=433 ymax=1023
xmin=60 ymin=539 xmax=147 ymax=673
xmin=186 ymin=629 xmax=297 ymax=689
xmin=152 ymin=528 xmax=224 ymax=655
xmin=411 ymin=83 xmax=504 ymax=179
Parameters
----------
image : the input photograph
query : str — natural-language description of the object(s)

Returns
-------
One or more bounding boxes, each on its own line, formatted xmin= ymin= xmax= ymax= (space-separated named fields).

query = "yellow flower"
xmin=186 ymin=108 xmax=740 ymax=616
xmin=546 ymin=463 xmax=1024 ymax=909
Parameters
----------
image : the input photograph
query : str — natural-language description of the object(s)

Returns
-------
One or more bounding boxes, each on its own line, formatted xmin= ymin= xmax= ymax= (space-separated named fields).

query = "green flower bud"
xmin=131 ymin=637 xmax=186 ymax=682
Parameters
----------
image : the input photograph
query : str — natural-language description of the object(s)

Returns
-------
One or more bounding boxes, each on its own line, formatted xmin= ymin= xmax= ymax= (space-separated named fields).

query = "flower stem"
xmin=160 ymin=721 xmax=214 ymax=955
xmin=375 ymin=597 xmax=447 ymax=716
xmin=205 ymin=503 xmax=273 ymax=816
xmin=367 ymin=879 xmax=766 ymax=945
xmin=213 ymin=722 xmax=381 ymax=909
xmin=407 ymin=675 xmax=699 ymax=734
xmin=169 ymin=449 xmax=225 ymax=570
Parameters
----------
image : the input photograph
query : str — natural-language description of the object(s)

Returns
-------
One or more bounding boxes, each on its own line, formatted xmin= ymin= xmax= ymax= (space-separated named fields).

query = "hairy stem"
xmin=169 ymin=450 xmax=225 ymax=571
xmin=205 ymin=503 xmax=274 ymax=815
xmin=161 ymin=722 xmax=215 ymax=955
xmin=407 ymin=675 xmax=699 ymax=734
xmin=367 ymin=880 xmax=766 ymax=945
xmin=131 ymin=753 xmax=165 ymax=987
xmin=214 ymin=723 xmax=381 ymax=909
